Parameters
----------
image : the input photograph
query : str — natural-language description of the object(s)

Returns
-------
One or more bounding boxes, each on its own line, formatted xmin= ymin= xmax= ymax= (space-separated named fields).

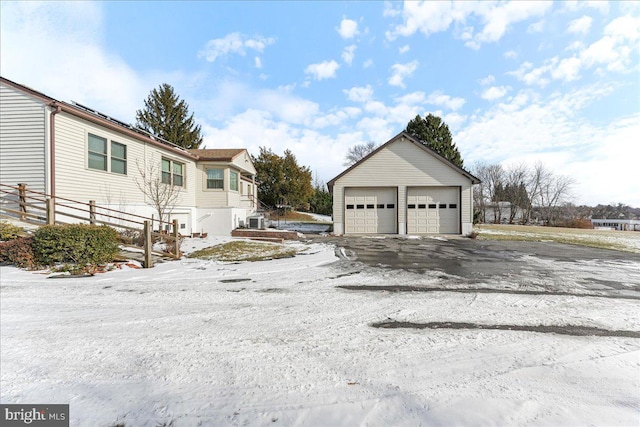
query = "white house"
xmin=328 ymin=132 xmax=480 ymax=236
xmin=0 ymin=76 xmax=258 ymax=236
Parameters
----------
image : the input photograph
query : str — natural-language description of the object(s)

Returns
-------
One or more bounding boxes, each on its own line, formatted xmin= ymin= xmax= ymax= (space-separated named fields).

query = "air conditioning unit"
xmin=248 ymin=216 xmax=264 ymax=229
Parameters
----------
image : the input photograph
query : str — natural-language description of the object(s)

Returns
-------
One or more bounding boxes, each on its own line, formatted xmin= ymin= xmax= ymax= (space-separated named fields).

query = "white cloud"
xmin=386 ymin=1 xmax=553 ymax=49
xmin=567 ymin=15 xmax=593 ymax=35
xmin=312 ymin=108 xmax=360 ymax=129
xmin=342 ymin=45 xmax=356 ymax=65
xmin=0 ymin=1 xmax=151 ymax=122
xmin=510 ymin=14 xmax=640 ymax=86
xmin=363 ymin=59 xmax=374 ymax=68
xmin=388 ymin=60 xmax=418 ymax=88
xmin=344 ymin=85 xmax=374 ymax=103
xmin=337 ymin=17 xmax=359 ymax=39
xmin=383 ymin=1 xmax=402 ymax=18
xmin=551 ymin=56 xmax=582 ymax=81
xmin=479 ymin=75 xmax=496 ymax=86
xmin=198 ymin=33 xmax=275 ymax=62
xmin=481 ymin=86 xmax=510 ymax=101
xmin=443 ymin=112 xmax=468 ymax=132
xmin=254 ymin=57 xmax=262 ymax=69
xmin=399 ymin=45 xmax=410 ymax=54
xmin=466 ymin=2 xmax=553 ymax=49
xmin=455 ymin=83 xmax=640 ymax=206
xmin=504 ymin=50 xmax=518 ymax=59
xmin=395 ymin=91 xmax=426 ymax=106
xmin=426 ymin=90 xmax=466 ymax=111
xmin=305 ymin=60 xmax=340 ymax=80
xmin=203 ymin=109 xmax=364 ymax=184
xmin=356 ymin=117 xmax=394 ymax=143
xmin=527 ymin=20 xmax=545 ymax=33
xmin=253 ymin=90 xmax=319 ymax=125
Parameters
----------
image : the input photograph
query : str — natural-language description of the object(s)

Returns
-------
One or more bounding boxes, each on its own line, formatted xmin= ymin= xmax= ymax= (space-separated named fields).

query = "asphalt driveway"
xmin=308 ymin=235 xmax=640 ymax=300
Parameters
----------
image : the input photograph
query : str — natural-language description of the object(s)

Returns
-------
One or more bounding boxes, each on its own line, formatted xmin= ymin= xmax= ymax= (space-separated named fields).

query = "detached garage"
xmin=328 ymin=132 xmax=480 ymax=236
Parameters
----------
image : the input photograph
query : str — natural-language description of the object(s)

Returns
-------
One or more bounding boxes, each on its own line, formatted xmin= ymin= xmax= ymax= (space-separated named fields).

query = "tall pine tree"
xmin=136 ymin=83 xmax=203 ymax=149
xmin=405 ymin=114 xmax=464 ymax=168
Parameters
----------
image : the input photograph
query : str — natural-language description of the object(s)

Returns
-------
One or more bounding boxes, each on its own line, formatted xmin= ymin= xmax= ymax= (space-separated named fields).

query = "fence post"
xmin=18 ymin=183 xmax=26 ymax=221
xmin=89 ymin=201 xmax=96 ymax=225
xmin=143 ymin=220 xmax=153 ymax=268
xmin=172 ymin=219 xmax=180 ymax=258
xmin=46 ymin=198 xmax=55 ymax=225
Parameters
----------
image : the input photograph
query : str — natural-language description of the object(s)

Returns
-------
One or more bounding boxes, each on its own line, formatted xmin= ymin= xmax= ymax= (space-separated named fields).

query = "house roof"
xmin=1 ymin=76 xmax=255 ymax=169
xmin=327 ymin=131 xmax=481 ymax=191
xmin=188 ymin=148 xmax=246 ymax=162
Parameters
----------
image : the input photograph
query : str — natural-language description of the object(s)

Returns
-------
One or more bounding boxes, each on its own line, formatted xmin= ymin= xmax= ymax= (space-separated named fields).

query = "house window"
xmin=111 ymin=141 xmax=127 ymax=175
xmin=88 ymin=134 xmax=107 ymax=171
xmin=173 ymin=162 xmax=184 ymax=187
xmin=162 ymin=159 xmax=171 ymax=184
xmin=162 ymin=158 xmax=185 ymax=187
xmin=206 ymin=168 xmax=223 ymax=189
xmin=230 ymin=171 xmax=238 ymax=191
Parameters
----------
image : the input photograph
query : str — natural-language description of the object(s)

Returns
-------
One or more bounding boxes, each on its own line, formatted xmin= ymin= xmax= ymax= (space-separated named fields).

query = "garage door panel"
xmin=407 ymin=187 xmax=459 ymax=234
xmin=345 ymin=188 xmax=397 ymax=234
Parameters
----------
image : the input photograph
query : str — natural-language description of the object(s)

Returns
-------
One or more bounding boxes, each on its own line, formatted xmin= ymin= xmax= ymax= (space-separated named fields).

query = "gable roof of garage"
xmin=327 ymin=131 xmax=481 ymax=191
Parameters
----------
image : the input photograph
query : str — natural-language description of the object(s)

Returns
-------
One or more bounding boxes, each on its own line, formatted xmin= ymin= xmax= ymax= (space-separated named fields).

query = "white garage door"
xmin=407 ymin=187 xmax=459 ymax=234
xmin=345 ymin=188 xmax=397 ymax=234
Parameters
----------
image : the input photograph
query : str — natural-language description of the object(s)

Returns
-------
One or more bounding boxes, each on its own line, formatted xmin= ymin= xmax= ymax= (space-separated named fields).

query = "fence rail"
xmin=0 ymin=183 xmax=182 ymax=267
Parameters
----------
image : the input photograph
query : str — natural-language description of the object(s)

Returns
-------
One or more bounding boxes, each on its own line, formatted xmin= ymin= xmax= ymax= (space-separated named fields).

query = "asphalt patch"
xmin=337 ymin=285 xmax=640 ymax=300
xmin=372 ymin=320 xmax=640 ymax=338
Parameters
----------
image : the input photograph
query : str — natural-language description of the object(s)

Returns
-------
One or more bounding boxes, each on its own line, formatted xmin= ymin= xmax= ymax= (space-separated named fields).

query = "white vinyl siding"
xmin=0 ymin=83 xmax=47 ymax=192
xmin=54 ymin=113 xmax=196 ymax=207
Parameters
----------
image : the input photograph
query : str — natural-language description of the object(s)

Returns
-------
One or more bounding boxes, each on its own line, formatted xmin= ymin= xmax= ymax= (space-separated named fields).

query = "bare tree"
xmin=486 ymin=163 xmax=505 ymax=223
xmin=524 ymin=162 xmax=574 ymax=225
xmin=471 ymin=161 xmax=490 ymax=223
xmin=135 ymin=158 xmax=182 ymax=229
xmin=504 ymin=163 xmax=529 ymax=224
xmin=344 ymin=142 xmax=377 ymax=166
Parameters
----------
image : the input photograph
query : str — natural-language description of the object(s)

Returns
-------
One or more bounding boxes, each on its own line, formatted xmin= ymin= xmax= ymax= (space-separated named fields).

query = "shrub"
xmin=33 ymin=224 xmax=119 ymax=266
xmin=0 ymin=237 xmax=38 ymax=269
xmin=0 ymin=221 xmax=24 ymax=241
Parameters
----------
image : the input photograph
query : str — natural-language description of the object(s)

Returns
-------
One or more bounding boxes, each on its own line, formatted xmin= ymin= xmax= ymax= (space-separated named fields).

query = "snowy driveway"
xmin=1 ymin=237 xmax=639 ymax=426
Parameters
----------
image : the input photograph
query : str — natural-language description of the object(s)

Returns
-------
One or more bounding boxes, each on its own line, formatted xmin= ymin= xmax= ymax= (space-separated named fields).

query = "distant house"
xmin=328 ymin=132 xmax=480 ymax=235
xmin=591 ymin=219 xmax=640 ymax=231
xmin=0 ymin=76 xmax=257 ymax=236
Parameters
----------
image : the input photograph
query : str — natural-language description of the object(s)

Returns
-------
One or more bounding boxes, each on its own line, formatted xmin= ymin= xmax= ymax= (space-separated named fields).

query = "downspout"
xmin=48 ymin=102 xmax=62 ymax=198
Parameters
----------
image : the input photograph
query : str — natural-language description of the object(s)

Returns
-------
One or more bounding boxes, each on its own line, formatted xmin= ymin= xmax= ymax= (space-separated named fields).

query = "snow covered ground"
xmin=1 ymin=236 xmax=639 ymax=426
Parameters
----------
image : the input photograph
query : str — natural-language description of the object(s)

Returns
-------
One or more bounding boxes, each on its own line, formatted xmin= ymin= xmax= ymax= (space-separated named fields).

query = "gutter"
xmin=48 ymin=102 xmax=62 ymax=197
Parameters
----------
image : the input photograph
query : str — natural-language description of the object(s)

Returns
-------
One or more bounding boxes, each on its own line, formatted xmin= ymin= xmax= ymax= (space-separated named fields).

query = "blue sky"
xmin=2 ymin=1 xmax=639 ymax=207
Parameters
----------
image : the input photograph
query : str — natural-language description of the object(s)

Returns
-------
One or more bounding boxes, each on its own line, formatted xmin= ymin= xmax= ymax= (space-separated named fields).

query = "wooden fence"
xmin=0 ymin=183 xmax=181 ymax=267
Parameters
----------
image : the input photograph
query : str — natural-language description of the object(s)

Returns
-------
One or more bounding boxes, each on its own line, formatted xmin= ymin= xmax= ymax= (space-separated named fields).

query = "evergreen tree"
xmin=136 ymin=83 xmax=203 ymax=149
xmin=252 ymin=147 xmax=313 ymax=210
xmin=405 ymin=114 xmax=464 ymax=168
xmin=309 ymin=181 xmax=332 ymax=216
